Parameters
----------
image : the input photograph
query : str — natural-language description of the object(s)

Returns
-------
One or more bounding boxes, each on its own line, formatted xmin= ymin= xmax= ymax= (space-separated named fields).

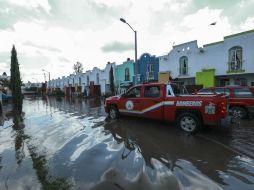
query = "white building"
xmin=100 ymin=62 xmax=116 ymax=95
xmin=48 ymin=62 xmax=116 ymax=96
xmin=159 ymin=29 xmax=254 ymax=87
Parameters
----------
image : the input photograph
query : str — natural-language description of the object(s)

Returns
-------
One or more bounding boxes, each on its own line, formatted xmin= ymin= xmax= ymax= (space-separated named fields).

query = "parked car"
xmin=105 ymin=82 xmax=232 ymax=133
xmin=198 ymin=86 xmax=254 ymax=119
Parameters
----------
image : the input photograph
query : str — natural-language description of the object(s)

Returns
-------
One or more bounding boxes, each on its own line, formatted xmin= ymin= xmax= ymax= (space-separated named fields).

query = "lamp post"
xmin=42 ymin=69 xmax=50 ymax=81
xmin=32 ymin=78 xmax=39 ymax=93
xmin=120 ymin=18 xmax=138 ymax=84
xmin=42 ymin=69 xmax=51 ymax=93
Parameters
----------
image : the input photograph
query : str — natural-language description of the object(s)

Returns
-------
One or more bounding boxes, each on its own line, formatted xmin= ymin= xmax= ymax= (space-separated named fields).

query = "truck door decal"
xmin=125 ymin=100 xmax=134 ymax=110
xmin=176 ymin=101 xmax=202 ymax=107
xmin=119 ymin=101 xmax=175 ymax=114
xmin=205 ymin=102 xmax=216 ymax=114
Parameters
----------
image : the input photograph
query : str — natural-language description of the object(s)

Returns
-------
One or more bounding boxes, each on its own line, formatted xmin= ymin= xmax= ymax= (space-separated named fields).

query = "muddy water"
xmin=0 ymin=96 xmax=254 ymax=190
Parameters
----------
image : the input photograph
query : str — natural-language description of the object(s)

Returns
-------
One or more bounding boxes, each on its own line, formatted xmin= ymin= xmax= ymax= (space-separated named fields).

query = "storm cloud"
xmin=23 ymin=41 xmax=62 ymax=53
xmin=101 ymin=41 xmax=134 ymax=53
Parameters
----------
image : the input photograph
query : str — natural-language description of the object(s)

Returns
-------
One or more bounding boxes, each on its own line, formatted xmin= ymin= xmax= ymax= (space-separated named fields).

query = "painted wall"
xmin=159 ymin=40 xmax=199 ymax=80
xmin=159 ymin=30 xmax=254 ymax=86
xmin=100 ymin=63 xmax=115 ymax=94
xmin=137 ymin=53 xmax=159 ymax=83
xmin=158 ymin=71 xmax=170 ymax=83
xmin=196 ymin=69 xmax=215 ymax=88
xmin=115 ymin=59 xmax=134 ymax=91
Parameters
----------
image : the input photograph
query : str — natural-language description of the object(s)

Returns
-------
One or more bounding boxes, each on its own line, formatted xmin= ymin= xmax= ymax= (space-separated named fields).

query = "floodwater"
xmin=0 ymin=96 xmax=254 ymax=190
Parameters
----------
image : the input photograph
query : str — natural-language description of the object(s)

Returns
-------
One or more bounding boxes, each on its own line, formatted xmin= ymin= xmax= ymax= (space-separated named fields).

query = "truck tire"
xmin=176 ymin=112 xmax=201 ymax=133
xmin=230 ymin=106 xmax=247 ymax=119
xmin=108 ymin=105 xmax=119 ymax=119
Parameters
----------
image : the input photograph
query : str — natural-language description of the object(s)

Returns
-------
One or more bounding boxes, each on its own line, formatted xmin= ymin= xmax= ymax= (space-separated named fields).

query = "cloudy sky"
xmin=0 ymin=0 xmax=254 ymax=82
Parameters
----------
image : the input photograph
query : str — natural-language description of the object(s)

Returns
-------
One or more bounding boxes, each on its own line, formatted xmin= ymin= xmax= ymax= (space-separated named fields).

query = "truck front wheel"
xmin=177 ymin=113 xmax=201 ymax=133
xmin=108 ymin=105 xmax=119 ymax=119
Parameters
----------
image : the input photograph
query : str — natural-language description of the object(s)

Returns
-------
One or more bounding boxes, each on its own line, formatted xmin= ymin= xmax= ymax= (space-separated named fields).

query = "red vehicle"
xmin=104 ymin=83 xmax=232 ymax=133
xmin=198 ymin=86 xmax=254 ymax=119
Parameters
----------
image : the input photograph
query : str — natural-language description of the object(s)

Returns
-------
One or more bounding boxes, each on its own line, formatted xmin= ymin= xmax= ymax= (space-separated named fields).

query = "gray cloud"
xmin=191 ymin=0 xmax=254 ymax=26
xmin=0 ymin=0 xmax=129 ymax=31
xmin=47 ymin=0 xmax=129 ymax=30
xmin=58 ymin=56 xmax=70 ymax=63
xmin=0 ymin=52 xmax=10 ymax=63
xmin=101 ymin=41 xmax=134 ymax=53
xmin=149 ymin=0 xmax=254 ymax=33
xmin=19 ymin=54 xmax=50 ymax=70
xmin=23 ymin=41 xmax=62 ymax=53
xmin=0 ymin=62 xmax=9 ymax=71
xmin=0 ymin=1 xmax=48 ymax=29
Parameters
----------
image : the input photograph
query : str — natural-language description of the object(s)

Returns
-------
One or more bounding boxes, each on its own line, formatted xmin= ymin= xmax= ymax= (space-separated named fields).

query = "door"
xmin=119 ymin=86 xmax=142 ymax=116
xmin=141 ymin=85 xmax=164 ymax=119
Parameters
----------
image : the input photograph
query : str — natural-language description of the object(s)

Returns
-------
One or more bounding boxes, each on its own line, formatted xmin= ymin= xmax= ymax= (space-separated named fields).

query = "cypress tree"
xmin=10 ymin=45 xmax=23 ymax=113
xmin=109 ymin=65 xmax=115 ymax=95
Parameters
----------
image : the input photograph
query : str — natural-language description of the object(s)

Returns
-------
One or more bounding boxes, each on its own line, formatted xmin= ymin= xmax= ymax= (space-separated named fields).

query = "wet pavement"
xmin=0 ymin=96 xmax=254 ymax=190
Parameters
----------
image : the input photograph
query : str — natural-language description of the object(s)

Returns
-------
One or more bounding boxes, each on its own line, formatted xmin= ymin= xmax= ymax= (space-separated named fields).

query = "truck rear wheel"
xmin=108 ymin=105 xmax=119 ymax=119
xmin=177 ymin=112 xmax=201 ymax=133
xmin=230 ymin=106 xmax=247 ymax=119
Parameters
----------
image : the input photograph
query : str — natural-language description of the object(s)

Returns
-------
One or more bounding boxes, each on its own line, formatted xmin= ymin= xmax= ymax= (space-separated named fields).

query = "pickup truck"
xmin=104 ymin=83 xmax=232 ymax=133
xmin=198 ymin=86 xmax=254 ymax=119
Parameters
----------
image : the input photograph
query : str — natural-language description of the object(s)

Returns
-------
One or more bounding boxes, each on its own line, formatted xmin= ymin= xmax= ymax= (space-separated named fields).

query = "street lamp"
xmin=32 ymin=78 xmax=39 ymax=93
xmin=42 ymin=69 xmax=50 ymax=81
xmin=120 ymin=18 xmax=138 ymax=84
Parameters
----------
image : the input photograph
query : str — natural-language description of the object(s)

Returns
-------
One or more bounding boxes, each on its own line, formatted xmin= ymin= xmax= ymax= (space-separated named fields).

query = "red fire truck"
xmin=104 ymin=83 xmax=232 ymax=133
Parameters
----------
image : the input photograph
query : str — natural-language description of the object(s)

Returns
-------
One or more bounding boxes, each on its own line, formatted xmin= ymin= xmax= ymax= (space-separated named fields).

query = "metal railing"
xmin=227 ymin=61 xmax=243 ymax=72
xmin=146 ymin=72 xmax=154 ymax=80
xmin=179 ymin=67 xmax=188 ymax=75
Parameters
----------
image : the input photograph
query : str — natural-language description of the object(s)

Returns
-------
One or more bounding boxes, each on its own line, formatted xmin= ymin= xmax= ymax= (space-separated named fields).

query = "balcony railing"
xmin=179 ymin=67 xmax=188 ymax=75
xmin=146 ymin=72 xmax=154 ymax=80
xmin=227 ymin=61 xmax=244 ymax=73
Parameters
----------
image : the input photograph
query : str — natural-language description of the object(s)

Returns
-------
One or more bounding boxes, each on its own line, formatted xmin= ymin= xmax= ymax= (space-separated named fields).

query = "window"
xmin=171 ymin=84 xmax=188 ymax=95
xmin=220 ymin=78 xmax=230 ymax=87
xmin=125 ymin=68 xmax=130 ymax=81
xmin=144 ymin=86 xmax=160 ymax=98
xmin=198 ymin=88 xmax=213 ymax=94
xmin=147 ymin=64 xmax=154 ymax=80
xmin=79 ymin=77 xmax=81 ymax=86
xmin=87 ymin=76 xmax=89 ymax=85
xmin=214 ymin=88 xmax=230 ymax=96
xmin=234 ymin=78 xmax=247 ymax=86
xmin=179 ymin=56 xmax=188 ymax=75
xmin=228 ymin=46 xmax=243 ymax=71
xmin=125 ymin=86 xmax=141 ymax=98
xmin=234 ymin=88 xmax=253 ymax=98
xmin=96 ymin=73 xmax=99 ymax=84
xmin=225 ymin=89 xmax=230 ymax=95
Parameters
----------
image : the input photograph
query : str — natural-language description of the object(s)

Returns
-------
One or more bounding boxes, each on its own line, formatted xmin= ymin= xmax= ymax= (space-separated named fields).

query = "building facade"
xmin=115 ymin=58 xmax=134 ymax=94
xmin=48 ymin=62 xmax=115 ymax=96
xmin=49 ymin=29 xmax=254 ymax=93
xmin=137 ymin=53 xmax=159 ymax=84
xmin=159 ymin=29 xmax=254 ymax=87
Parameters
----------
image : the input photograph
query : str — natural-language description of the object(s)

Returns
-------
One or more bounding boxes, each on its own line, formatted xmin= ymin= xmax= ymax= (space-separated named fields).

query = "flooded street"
xmin=0 ymin=96 xmax=254 ymax=190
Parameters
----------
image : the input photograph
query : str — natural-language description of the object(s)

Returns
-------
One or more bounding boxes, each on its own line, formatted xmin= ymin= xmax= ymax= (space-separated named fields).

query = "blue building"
xmin=136 ymin=53 xmax=159 ymax=83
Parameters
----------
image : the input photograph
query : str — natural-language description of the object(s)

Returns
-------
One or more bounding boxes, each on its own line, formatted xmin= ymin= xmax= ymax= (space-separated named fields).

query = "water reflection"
xmin=12 ymin=112 xmax=26 ymax=165
xmin=0 ymin=106 xmax=71 ymax=190
xmin=27 ymin=144 xmax=72 ymax=190
xmin=0 ymin=154 xmax=2 ymax=171
xmin=0 ymin=96 xmax=254 ymax=190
